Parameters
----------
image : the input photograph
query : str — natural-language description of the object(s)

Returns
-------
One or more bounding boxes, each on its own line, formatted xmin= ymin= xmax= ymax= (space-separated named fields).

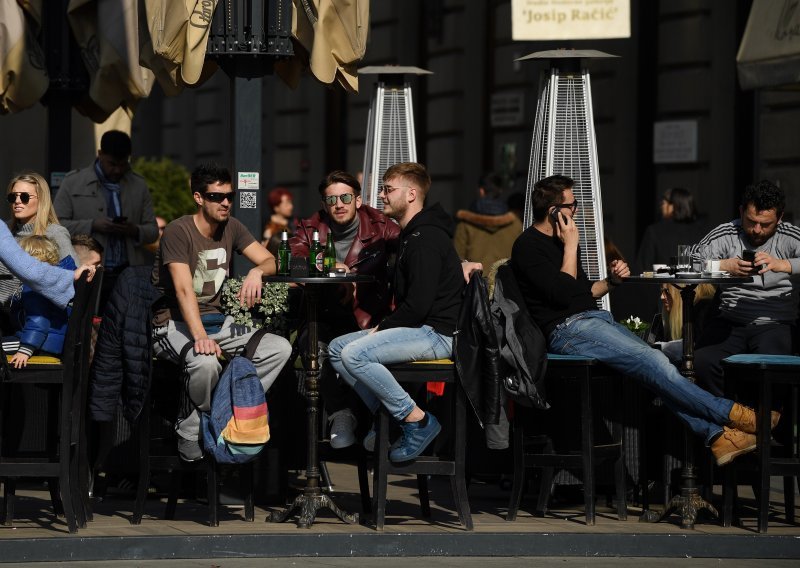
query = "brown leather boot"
xmin=711 ymin=427 xmax=757 ymax=466
xmin=728 ymin=402 xmax=780 ymax=434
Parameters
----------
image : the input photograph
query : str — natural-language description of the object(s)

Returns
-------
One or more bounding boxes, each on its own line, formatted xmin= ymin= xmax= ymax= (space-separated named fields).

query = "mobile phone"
xmin=112 ymin=216 xmax=127 ymax=224
xmin=742 ymin=250 xmax=756 ymax=263
xmin=549 ymin=208 xmax=568 ymax=225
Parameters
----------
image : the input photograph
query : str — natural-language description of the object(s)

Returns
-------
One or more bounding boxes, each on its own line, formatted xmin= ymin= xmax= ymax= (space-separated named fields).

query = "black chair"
xmin=131 ymin=357 xmax=256 ymax=527
xmin=506 ymin=354 xmax=628 ymax=525
xmin=368 ymin=360 xmax=472 ymax=531
xmin=0 ymin=271 xmax=102 ymax=533
xmin=721 ymin=354 xmax=800 ymax=532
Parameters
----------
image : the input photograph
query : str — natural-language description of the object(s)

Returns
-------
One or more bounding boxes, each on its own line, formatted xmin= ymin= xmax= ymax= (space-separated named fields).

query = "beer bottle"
xmin=309 ymin=230 xmax=322 ymax=275
xmin=277 ymin=230 xmax=291 ymax=275
xmin=323 ymin=233 xmax=336 ymax=273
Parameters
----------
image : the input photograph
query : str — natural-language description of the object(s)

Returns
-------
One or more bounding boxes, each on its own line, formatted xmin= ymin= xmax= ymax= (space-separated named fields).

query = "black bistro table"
xmin=263 ymin=273 xmax=374 ymax=528
xmin=624 ymin=274 xmax=752 ymax=529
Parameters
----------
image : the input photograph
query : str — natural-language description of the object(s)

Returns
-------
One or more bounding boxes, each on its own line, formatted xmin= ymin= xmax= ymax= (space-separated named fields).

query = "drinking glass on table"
xmin=676 ymin=244 xmax=693 ymax=271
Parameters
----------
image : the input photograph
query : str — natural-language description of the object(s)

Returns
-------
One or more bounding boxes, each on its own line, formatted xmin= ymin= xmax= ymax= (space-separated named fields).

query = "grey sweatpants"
xmin=152 ymin=316 xmax=293 ymax=441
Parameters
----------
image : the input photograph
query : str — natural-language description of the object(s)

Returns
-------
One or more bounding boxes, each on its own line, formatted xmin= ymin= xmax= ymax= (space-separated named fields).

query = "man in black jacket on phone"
xmin=328 ymin=162 xmax=465 ymax=462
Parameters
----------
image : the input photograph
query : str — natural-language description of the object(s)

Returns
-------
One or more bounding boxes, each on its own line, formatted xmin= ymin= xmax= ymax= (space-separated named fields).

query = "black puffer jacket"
xmin=89 ymin=265 xmax=158 ymax=423
xmin=453 ymin=272 xmax=501 ymax=426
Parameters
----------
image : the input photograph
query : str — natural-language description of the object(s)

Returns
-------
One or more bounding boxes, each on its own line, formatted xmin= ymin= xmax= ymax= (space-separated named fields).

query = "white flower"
xmin=621 ymin=315 xmax=648 ymax=332
xmin=220 ymin=276 xmax=289 ymax=334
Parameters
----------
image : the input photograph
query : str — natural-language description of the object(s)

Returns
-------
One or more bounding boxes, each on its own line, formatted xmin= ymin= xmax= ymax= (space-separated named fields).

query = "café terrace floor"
xmin=1 ymin=462 xmax=799 ymax=563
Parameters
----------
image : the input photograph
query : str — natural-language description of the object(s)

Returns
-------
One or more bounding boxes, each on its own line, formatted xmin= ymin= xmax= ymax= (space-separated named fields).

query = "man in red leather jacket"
xmin=290 ymin=170 xmax=401 ymax=448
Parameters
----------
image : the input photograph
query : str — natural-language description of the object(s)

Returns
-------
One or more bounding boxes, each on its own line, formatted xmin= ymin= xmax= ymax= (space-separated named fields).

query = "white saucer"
xmin=702 ymin=271 xmax=730 ymax=278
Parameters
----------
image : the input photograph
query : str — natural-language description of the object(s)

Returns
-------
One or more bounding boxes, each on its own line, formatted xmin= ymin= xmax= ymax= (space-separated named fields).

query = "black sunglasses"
xmin=323 ymin=193 xmax=355 ymax=206
xmin=555 ymin=201 xmax=578 ymax=212
xmin=203 ymin=191 xmax=235 ymax=204
xmin=7 ymin=192 xmax=36 ymax=204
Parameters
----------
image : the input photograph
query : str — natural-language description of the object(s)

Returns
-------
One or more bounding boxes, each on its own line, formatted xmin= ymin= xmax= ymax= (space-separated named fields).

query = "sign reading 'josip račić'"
xmin=512 ymin=0 xmax=631 ymax=40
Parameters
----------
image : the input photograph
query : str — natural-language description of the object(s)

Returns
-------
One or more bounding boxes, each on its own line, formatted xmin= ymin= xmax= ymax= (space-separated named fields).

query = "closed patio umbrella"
xmin=277 ymin=0 xmax=369 ymax=93
xmin=67 ymin=0 xmax=154 ymax=122
xmin=737 ymin=0 xmax=800 ymax=89
xmin=0 ymin=0 xmax=48 ymax=114
xmin=139 ymin=0 xmax=219 ymax=94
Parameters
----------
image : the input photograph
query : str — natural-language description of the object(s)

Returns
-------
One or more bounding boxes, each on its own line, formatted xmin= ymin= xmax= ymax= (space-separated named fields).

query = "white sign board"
xmin=653 ymin=120 xmax=698 ymax=164
xmin=512 ymin=0 xmax=630 ymax=40
xmin=237 ymin=171 xmax=259 ymax=190
xmin=490 ymin=92 xmax=526 ymax=127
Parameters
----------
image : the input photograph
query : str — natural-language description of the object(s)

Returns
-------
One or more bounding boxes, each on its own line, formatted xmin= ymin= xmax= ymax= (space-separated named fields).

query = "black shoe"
xmin=178 ymin=436 xmax=203 ymax=462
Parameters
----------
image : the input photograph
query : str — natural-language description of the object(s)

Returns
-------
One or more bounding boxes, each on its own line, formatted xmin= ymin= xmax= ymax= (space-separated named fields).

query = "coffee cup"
xmin=704 ymin=260 xmax=720 ymax=273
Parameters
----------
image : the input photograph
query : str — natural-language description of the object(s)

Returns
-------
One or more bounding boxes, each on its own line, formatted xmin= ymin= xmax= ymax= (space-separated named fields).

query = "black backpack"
xmin=491 ymin=263 xmax=549 ymax=410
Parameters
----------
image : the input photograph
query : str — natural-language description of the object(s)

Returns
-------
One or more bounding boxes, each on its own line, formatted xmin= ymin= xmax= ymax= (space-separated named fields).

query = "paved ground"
xmin=1 ymin=463 xmax=798 ymax=562
xmin=7 ymin=559 xmax=800 ymax=568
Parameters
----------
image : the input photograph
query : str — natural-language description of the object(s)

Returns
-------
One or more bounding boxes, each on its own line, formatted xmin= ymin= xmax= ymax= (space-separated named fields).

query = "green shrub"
xmin=133 ymin=157 xmax=196 ymax=221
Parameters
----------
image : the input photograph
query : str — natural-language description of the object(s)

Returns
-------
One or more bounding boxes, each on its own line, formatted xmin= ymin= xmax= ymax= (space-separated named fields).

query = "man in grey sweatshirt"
xmin=694 ymin=180 xmax=800 ymax=396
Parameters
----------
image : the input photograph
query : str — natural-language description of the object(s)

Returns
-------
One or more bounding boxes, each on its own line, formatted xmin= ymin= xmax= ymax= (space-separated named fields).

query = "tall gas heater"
xmin=359 ymin=66 xmax=432 ymax=209
xmin=520 ymin=50 xmax=617 ymax=310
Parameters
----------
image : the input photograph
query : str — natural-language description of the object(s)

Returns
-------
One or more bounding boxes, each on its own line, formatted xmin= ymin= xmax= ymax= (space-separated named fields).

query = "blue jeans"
xmin=328 ymin=326 xmax=453 ymax=421
xmin=548 ymin=310 xmax=734 ymax=445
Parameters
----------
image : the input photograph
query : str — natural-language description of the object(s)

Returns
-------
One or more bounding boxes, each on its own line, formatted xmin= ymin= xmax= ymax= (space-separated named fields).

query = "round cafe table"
xmin=624 ymin=274 xmax=752 ymax=529
xmin=263 ymin=273 xmax=374 ymax=528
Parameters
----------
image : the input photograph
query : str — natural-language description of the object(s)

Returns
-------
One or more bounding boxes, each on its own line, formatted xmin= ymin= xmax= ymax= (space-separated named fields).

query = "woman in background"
xmin=261 ymin=187 xmax=296 ymax=254
xmin=635 ymin=187 xmax=708 ymax=273
xmin=657 ymin=283 xmax=717 ymax=363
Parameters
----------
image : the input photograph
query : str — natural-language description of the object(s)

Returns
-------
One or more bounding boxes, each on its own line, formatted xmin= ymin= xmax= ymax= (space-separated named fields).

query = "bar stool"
xmin=369 ymin=359 xmax=472 ymax=531
xmin=131 ymin=358 xmax=255 ymax=526
xmin=506 ymin=354 xmax=627 ymax=525
xmin=721 ymin=354 xmax=800 ymax=532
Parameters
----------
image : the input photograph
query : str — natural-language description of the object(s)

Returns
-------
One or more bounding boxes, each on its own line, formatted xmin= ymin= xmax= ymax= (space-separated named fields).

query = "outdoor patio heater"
xmin=359 ymin=66 xmax=432 ymax=209
xmin=520 ymin=50 xmax=617 ymax=311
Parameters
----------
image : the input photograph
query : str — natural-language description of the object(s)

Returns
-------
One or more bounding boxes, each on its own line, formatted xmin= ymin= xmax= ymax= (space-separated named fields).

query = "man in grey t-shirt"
xmin=694 ymin=180 xmax=800 ymax=396
xmin=151 ymin=163 xmax=292 ymax=461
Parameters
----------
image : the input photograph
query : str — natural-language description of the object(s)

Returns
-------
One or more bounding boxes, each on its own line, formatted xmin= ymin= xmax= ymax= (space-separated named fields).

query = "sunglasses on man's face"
xmin=203 ymin=191 xmax=235 ymax=204
xmin=7 ymin=192 xmax=36 ymax=204
xmin=322 ymin=193 xmax=355 ymax=206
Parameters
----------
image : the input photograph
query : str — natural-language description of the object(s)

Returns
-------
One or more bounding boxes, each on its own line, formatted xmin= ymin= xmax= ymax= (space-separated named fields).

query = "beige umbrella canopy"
xmin=139 ymin=0 xmax=219 ymax=96
xmin=276 ymin=0 xmax=369 ymax=93
xmin=2 ymin=1 xmax=369 ymax=121
xmin=0 ymin=0 xmax=48 ymax=114
xmin=737 ymin=0 xmax=800 ymax=89
xmin=67 ymin=0 xmax=154 ymax=123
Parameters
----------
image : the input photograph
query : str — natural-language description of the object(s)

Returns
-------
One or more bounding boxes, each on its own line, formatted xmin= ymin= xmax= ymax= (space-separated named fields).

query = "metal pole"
xmin=230 ymin=75 xmax=263 ymax=275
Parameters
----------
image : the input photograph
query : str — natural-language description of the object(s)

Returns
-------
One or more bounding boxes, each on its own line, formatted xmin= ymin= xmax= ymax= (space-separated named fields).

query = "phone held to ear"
xmin=550 ymin=208 xmax=569 ymax=225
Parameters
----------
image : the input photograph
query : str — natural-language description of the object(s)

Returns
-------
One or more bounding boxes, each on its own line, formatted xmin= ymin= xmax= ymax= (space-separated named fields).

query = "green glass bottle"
xmin=277 ymin=230 xmax=291 ymax=275
xmin=323 ymin=233 xmax=336 ymax=273
xmin=309 ymin=230 xmax=322 ymax=275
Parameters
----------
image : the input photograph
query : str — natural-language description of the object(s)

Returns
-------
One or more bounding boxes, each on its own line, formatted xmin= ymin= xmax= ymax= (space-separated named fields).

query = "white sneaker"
xmin=329 ymin=409 xmax=357 ymax=449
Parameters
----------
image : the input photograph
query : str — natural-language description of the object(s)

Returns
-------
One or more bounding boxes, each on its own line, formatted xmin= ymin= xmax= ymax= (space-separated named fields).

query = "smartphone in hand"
xmin=550 ymin=209 xmax=568 ymax=225
xmin=112 ymin=216 xmax=128 ymax=224
xmin=742 ymin=249 xmax=756 ymax=264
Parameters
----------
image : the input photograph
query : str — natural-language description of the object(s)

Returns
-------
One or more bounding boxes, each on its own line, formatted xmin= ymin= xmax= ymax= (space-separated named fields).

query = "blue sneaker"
xmin=363 ymin=425 xmax=403 ymax=453
xmin=389 ymin=413 xmax=441 ymax=463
